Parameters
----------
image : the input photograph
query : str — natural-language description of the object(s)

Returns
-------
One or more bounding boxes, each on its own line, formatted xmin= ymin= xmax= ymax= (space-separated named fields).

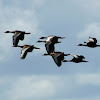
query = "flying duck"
xmin=43 ymin=52 xmax=70 ymax=67
xmin=37 ymin=35 xmax=65 ymax=44
xmin=5 ymin=30 xmax=30 ymax=46
xmin=37 ymin=35 xmax=65 ymax=54
xmin=78 ymin=37 xmax=100 ymax=47
xmin=66 ymin=55 xmax=88 ymax=63
xmin=13 ymin=45 xmax=40 ymax=59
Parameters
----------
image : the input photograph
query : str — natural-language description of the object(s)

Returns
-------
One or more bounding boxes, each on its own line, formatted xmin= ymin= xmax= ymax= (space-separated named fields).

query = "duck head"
xmin=4 ymin=31 xmax=10 ymax=33
xmin=77 ymin=44 xmax=83 ymax=46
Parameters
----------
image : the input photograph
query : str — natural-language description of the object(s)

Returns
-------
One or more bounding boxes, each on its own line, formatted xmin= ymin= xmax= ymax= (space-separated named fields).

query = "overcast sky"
xmin=1 ymin=0 xmax=100 ymax=100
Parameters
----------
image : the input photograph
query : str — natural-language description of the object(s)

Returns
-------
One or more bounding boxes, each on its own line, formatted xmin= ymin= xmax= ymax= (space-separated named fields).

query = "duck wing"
xmin=88 ymin=37 xmax=97 ymax=43
xmin=12 ymin=33 xmax=21 ymax=46
xmin=45 ymin=42 xmax=55 ymax=54
xmin=46 ymin=36 xmax=54 ymax=42
xmin=19 ymin=33 xmax=24 ymax=40
xmin=92 ymin=38 xmax=97 ymax=43
xmin=52 ymin=54 xmax=62 ymax=67
xmin=20 ymin=47 xmax=29 ymax=59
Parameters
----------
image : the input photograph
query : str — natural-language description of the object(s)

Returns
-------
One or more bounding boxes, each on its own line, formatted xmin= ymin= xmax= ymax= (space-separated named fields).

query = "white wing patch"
xmin=88 ymin=38 xmax=94 ymax=42
xmin=46 ymin=36 xmax=54 ymax=42
xmin=20 ymin=47 xmax=30 ymax=58
xmin=73 ymin=55 xmax=79 ymax=58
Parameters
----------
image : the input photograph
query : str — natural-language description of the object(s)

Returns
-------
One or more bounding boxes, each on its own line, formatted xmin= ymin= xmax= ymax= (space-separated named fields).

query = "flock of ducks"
xmin=4 ymin=30 xmax=100 ymax=67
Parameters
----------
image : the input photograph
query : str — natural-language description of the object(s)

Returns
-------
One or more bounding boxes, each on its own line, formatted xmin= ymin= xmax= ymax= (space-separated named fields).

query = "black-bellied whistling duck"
xmin=13 ymin=45 xmax=40 ymax=59
xmin=37 ymin=35 xmax=65 ymax=44
xmin=66 ymin=55 xmax=88 ymax=63
xmin=78 ymin=37 xmax=100 ymax=48
xmin=5 ymin=30 xmax=30 ymax=46
xmin=37 ymin=35 xmax=65 ymax=54
xmin=43 ymin=52 xmax=70 ymax=67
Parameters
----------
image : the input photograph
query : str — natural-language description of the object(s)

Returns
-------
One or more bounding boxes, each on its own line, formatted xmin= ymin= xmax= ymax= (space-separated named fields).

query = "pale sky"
xmin=1 ymin=0 xmax=100 ymax=100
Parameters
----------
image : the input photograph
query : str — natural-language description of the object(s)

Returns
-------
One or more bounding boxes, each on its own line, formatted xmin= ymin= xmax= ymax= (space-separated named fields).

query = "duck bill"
xmin=34 ymin=47 xmax=40 ymax=49
xmin=85 ymin=61 xmax=89 ymax=62
xmin=12 ymin=45 xmax=18 ymax=47
xmin=60 ymin=37 xmax=65 ymax=39
xmin=4 ymin=31 xmax=8 ymax=33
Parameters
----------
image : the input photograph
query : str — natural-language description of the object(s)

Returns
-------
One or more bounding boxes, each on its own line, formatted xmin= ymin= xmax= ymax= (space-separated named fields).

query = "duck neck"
xmin=43 ymin=53 xmax=50 ymax=56
xmin=40 ymin=37 xmax=47 ymax=39
xmin=24 ymin=32 xmax=30 ymax=34
xmin=17 ymin=45 xmax=23 ymax=48
xmin=37 ymin=40 xmax=46 ymax=43
xmin=64 ymin=54 xmax=70 ymax=56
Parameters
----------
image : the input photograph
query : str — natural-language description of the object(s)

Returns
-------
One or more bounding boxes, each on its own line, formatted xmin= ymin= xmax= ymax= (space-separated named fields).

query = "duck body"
xmin=86 ymin=42 xmax=97 ymax=48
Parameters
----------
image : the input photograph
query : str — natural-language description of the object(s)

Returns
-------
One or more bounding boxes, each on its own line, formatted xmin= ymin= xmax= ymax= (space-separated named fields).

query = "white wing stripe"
xmin=20 ymin=47 xmax=29 ymax=58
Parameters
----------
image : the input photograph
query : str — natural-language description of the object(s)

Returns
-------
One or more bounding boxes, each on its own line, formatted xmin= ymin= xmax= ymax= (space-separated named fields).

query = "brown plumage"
xmin=43 ymin=52 xmax=70 ymax=67
xmin=5 ymin=30 xmax=30 ymax=46
xmin=37 ymin=35 xmax=65 ymax=54
xmin=13 ymin=45 xmax=40 ymax=59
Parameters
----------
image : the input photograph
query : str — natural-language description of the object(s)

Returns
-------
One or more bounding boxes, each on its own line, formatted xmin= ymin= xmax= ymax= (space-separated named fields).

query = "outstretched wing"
xmin=19 ymin=33 xmax=24 ymax=40
xmin=45 ymin=42 xmax=55 ymax=54
xmin=92 ymin=38 xmax=97 ymax=43
xmin=20 ymin=47 xmax=29 ymax=59
xmin=12 ymin=34 xmax=21 ymax=46
xmin=52 ymin=54 xmax=62 ymax=67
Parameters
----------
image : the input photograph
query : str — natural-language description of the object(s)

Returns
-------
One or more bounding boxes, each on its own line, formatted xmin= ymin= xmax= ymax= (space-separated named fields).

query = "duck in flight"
xmin=13 ymin=45 xmax=40 ymax=59
xmin=5 ymin=30 xmax=30 ymax=47
xmin=37 ymin=35 xmax=65 ymax=54
xmin=66 ymin=55 xmax=88 ymax=63
xmin=43 ymin=52 xmax=70 ymax=67
xmin=77 ymin=37 xmax=100 ymax=48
